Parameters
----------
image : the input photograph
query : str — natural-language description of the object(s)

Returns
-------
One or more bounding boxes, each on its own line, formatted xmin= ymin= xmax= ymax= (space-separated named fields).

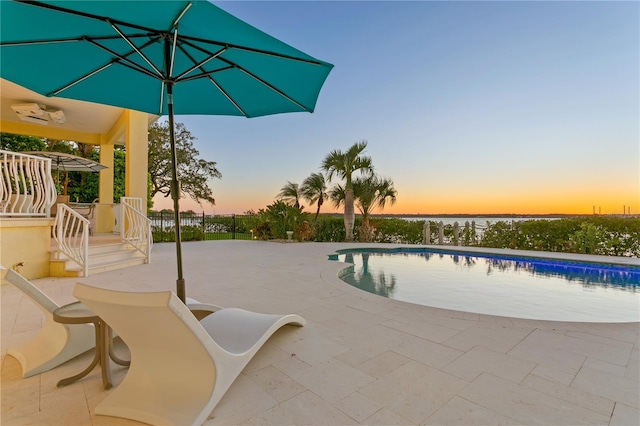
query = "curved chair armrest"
xmin=187 ymin=302 xmax=224 ymax=320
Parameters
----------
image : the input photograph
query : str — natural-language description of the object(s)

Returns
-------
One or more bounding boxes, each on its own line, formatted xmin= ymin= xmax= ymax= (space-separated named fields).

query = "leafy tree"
xmin=277 ymin=181 xmax=302 ymax=209
xmin=0 ymin=133 xmax=45 ymax=151
xmin=148 ymin=121 xmax=221 ymax=206
xmin=321 ymin=141 xmax=373 ymax=241
xmin=77 ymin=147 xmax=127 ymax=203
xmin=300 ymin=172 xmax=329 ymax=222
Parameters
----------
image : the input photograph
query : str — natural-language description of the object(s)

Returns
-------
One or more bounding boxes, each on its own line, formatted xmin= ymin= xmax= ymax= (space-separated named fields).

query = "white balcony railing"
xmin=0 ymin=150 xmax=57 ymax=217
xmin=121 ymin=196 xmax=152 ymax=263
xmin=53 ymin=204 xmax=90 ymax=277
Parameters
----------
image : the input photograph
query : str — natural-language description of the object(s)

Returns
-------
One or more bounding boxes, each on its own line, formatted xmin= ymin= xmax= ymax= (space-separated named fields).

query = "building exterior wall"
xmin=0 ymin=218 xmax=53 ymax=280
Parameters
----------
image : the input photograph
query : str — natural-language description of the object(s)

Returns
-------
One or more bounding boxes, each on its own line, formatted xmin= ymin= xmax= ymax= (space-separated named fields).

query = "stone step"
xmin=50 ymin=242 xmax=148 ymax=277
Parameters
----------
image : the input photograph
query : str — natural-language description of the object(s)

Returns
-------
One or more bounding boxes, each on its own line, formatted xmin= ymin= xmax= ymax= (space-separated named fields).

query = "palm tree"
xmin=300 ymin=172 xmax=328 ymax=222
xmin=277 ymin=181 xmax=302 ymax=209
xmin=353 ymin=175 xmax=397 ymax=226
xmin=321 ymin=141 xmax=373 ymax=241
xmin=330 ymin=175 xmax=397 ymax=242
xmin=353 ymin=175 xmax=397 ymax=241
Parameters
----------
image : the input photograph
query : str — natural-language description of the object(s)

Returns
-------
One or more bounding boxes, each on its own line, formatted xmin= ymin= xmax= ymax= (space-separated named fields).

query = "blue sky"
xmin=155 ymin=0 xmax=639 ymax=215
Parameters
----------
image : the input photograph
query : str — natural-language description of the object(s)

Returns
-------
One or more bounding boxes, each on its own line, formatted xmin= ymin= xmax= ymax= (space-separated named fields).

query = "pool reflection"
xmin=338 ymin=250 xmax=640 ymax=295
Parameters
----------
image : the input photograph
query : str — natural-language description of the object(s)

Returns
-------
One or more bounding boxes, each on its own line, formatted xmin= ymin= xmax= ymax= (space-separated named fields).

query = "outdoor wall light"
xmin=47 ymin=109 xmax=66 ymax=124
xmin=11 ymin=103 xmax=48 ymax=125
xmin=10 ymin=103 xmax=66 ymax=125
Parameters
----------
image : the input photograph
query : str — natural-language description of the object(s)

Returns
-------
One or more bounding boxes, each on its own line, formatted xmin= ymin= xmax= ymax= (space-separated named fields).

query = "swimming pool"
xmin=333 ymin=248 xmax=640 ymax=322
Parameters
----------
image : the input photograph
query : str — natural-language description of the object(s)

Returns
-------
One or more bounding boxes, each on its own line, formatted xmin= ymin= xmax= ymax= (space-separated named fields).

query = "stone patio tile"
xmin=358 ymin=360 xmax=468 ymax=424
xmin=0 ymin=379 xmax=40 ymax=423
xmin=330 ymin=304 xmax=390 ymax=328
xmin=2 ymin=242 xmax=638 ymax=426
xmin=6 ymin=399 xmax=92 ymax=426
xmin=521 ymin=374 xmax=615 ymax=416
xmin=345 ymin=297 xmax=394 ymax=316
xmin=323 ymin=322 xmax=407 ymax=359
xmin=566 ymin=330 xmax=639 ymax=347
xmin=40 ymin=381 xmax=87 ymax=410
xmin=334 ymin=349 xmax=374 ymax=368
xmin=442 ymin=345 xmax=536 ymax=383
xmin=443 ymin=324 xmax=533 ymax=353
xmin=424 ymin=395 xmax=523 ymax=425
xmin=572 ymin=323 xmax=640 ymax=345
xmin=508 ymin=335 xmax=586 ymax=379
xmin=526 ymin=329 xmax=634 ymax=366
xmin=381 ymin=318 xmax=461 ymax=343
xmin=355 ymin=350 xmax=411 ymax=379
xmin=610 ymin=403 xmax=640 ymax=426
xmin=379 ymin=325 xmax=463 ymax=368
xmin=625 ymin=347 xmax=639 ymax=381
xmin=571 ymin=366 xmax=639 ymax=409
xmin=529 ymin=364 xmax=580 ymax=386
xmin=207 ymin=374 xmax=279 ymax=424
xmin=247 ymin=391 xmax=357 ymax=425
xmin=459 ymin=373 xmax=611 ymax=425
xmin=362 ymin=408 xmax=414 ymax=425
xmin=246 ymin=365 xmax=306 ymax=403
xmin=276 ymin=328 xmax=348 ymax=365
xmin=429 ymin=315 xmax=477 ymax=331
xmin=583 ymin=357 xmax=627 ymax=377
xmin=296 ymin=305 xmax=340 ymax=323
xmin=335 ymin=391 xmax=381 ymax=422
xmin=243 ymin=342 xmax=297 ymax=374
xmin=274 ymin=355 xmax=374 ymax=404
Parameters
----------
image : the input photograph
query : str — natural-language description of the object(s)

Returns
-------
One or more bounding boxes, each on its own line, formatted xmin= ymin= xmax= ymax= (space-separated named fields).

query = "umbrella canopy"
xmin=26 ymin=151 xmax=107 ymax=173
xmin=1 ymin=0 xmax=333 ymax=302
xmin=24 ymin=151 xmax=107 ymax=195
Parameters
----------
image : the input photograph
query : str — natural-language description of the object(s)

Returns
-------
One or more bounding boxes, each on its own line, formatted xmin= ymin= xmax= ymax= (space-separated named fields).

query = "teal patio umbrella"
xmin=1 ymin=0 xmax=333 ymax=302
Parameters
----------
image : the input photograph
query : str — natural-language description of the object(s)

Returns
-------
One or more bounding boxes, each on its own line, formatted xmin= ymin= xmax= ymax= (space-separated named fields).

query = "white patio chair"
xmin=1 ymin=266 xmax=95 ymax=378
xmin=73 ymin=282 xmax=306 ymax=426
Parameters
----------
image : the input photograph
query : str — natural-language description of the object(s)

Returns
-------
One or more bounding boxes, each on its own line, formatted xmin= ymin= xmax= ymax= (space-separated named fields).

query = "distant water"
xmin=391 ymin=216 xmax=565 ymax=226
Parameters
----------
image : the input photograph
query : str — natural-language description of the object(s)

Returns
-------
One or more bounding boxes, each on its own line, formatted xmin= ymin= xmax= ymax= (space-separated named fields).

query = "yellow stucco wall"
xmin=125 ymin=110 xmax=150 ymax=205
xmin=0 ymin=218 xmax=53 ymax=280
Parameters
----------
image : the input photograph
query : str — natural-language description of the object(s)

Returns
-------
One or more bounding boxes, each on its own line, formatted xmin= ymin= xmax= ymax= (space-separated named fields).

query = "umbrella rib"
xmin=207 ymin=78 xmax=247 ymax=116
xmin=1 ymin=34 xmax=128 ymax=47
xmin=179 ymin=34 xmax=326 ymax=67
xmin=177 ymin=38 xmax=311 ymax=111
xmin=237 ymin=66 xmax=310 ymax=112
xmin=109 ymin=21 xmax=163 ymax=78
xmin=171 ymin=2 xmax=193 ymax=29
xmin=13 ymin=1 xmax=328 ymax=68
xmin=159 ymin=82 xmax=166 ymax=115
xmin=174 ymin=43 xmax=246 ymax=115
xmin=49 ymin=36 xmax=163 ymax=96
xmin=49 ymin=63 xmax=113 ymax=96
xmin=170 ymin=29 xmax=179 ymax=77
xmin=83 ymin=36 xmax=164 ymax=79
xmin=177 ymin=65 xmax=234 ymax=83
xmin=13 ymin=1 xmax=169 ymax=39
xmin=174 ymin=47 xmax=227 ymax=81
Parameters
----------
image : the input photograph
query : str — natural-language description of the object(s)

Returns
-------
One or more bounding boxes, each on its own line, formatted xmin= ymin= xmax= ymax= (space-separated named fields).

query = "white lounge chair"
xmin=73 ymin=282 xmax=306 ymax=426
xmin=1 ymin=266 xmax=95 ymax=378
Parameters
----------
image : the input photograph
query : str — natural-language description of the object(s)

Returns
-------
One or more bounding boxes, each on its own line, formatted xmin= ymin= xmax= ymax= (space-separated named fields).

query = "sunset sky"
xmin=153 ymin=0 xmax=639 ymax=216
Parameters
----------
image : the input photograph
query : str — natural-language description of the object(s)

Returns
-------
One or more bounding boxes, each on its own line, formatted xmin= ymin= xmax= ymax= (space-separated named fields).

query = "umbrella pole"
xmin=167 ymin=82 xmax=186 ymax=303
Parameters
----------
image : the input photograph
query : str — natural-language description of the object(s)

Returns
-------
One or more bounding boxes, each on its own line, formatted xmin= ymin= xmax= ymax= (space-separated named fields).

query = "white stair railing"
xmin=53 ymin=204 xmax=90 ymax=277
xmin=121 ymin=197 xmax=152 ymax=263
xmin=0 ymin=150 xmax=57 ymax=217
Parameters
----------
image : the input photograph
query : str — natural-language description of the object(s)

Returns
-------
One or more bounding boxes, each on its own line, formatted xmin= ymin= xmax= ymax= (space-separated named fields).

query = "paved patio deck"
xmin=2 ymin=241 xmax=639 ymax=425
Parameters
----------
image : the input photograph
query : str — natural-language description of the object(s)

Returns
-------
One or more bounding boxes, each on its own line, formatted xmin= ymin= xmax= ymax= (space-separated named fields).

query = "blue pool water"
xmin=334 ymin=248 xmax=640 ymax=322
